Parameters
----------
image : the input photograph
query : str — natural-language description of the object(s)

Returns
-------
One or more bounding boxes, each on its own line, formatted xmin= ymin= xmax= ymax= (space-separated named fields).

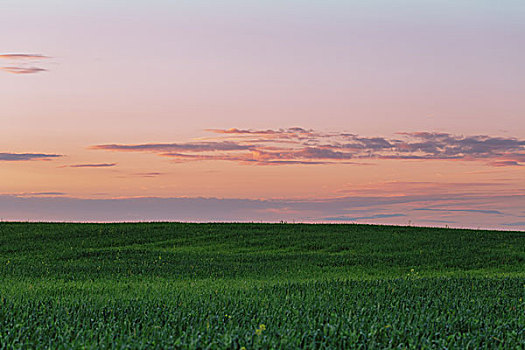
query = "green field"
xmin=0 ymin=223 xmax=523 ymax=348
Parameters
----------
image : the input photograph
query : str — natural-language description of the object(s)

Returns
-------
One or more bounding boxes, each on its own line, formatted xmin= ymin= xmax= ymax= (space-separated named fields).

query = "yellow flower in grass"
xmin=255 ymin=324 xmax=266 ymax=336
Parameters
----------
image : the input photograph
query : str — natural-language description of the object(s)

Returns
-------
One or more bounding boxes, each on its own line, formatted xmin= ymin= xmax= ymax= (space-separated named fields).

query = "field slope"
xmin=0 ymin=223 xmax=524 ymax=348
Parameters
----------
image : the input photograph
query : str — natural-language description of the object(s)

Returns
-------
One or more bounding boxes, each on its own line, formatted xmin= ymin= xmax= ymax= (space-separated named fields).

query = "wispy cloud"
xmin=159 ymin=151 xmax=360 ymax=165
xmin=3 ymin=192 xmax=68 ymax=198
xmin=323 ymin=213 xmax=406 ymax=221
xmin=0 ymin=152 xmax=62 ymax=161
xmin=501 ymin=222 xmax=525 ymax=227
xmin=0 ymin=67 xmax=47 ymax=74
xmin=413 ymin=208 xmax=504 ymax=215
xmin=418 ymin=219 xmax=457 ymax=224
xmin=68 ymin=163 xmax=117 ymax=168
xmin=0 ymin=53 xmax=50 ymax=74
xmin=91 ymin=141 xmax=251 ymax=152
xmin=205 ymin=127 xmax=321 ymax=140
xmin=132 ymin=172 xmax=164 ymax=177
xmin=91 ymin=128 xmax=525 ymax=166
xmin=489 ymin=160 xmax=522 ymax=167
xmin=336 ymin=181 xmax=515 ymax=197
xmin=0 ymin=54 xmax=49 ymax=60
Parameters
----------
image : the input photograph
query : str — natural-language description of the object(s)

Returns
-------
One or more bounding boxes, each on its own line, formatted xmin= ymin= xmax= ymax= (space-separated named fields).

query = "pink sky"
xmin=1 ymin=0 xmax=524 ymax=229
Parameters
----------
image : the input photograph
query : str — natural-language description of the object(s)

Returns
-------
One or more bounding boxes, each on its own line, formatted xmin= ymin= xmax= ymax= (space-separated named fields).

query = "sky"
xmin=1 ymin=0 xmax=524 ymax=229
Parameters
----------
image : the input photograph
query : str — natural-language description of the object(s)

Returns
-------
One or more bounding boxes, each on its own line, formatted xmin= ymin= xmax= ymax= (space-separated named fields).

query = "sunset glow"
xmin=1 ymin=0 xmax=524 ymax=228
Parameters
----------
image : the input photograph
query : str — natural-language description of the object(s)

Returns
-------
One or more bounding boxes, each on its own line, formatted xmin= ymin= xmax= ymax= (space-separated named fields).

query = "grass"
xmin=0 ymin=222 xmax=523 ymax=348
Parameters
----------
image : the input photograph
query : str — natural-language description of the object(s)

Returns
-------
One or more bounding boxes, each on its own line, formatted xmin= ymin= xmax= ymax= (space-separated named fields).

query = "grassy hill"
xmin=0 ymin=223 xmax=523 ymax=348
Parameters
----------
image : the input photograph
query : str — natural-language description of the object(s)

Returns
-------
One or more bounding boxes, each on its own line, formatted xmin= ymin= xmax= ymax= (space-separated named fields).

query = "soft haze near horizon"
xmin=1 ymin=0 xmax=524 ymax=229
